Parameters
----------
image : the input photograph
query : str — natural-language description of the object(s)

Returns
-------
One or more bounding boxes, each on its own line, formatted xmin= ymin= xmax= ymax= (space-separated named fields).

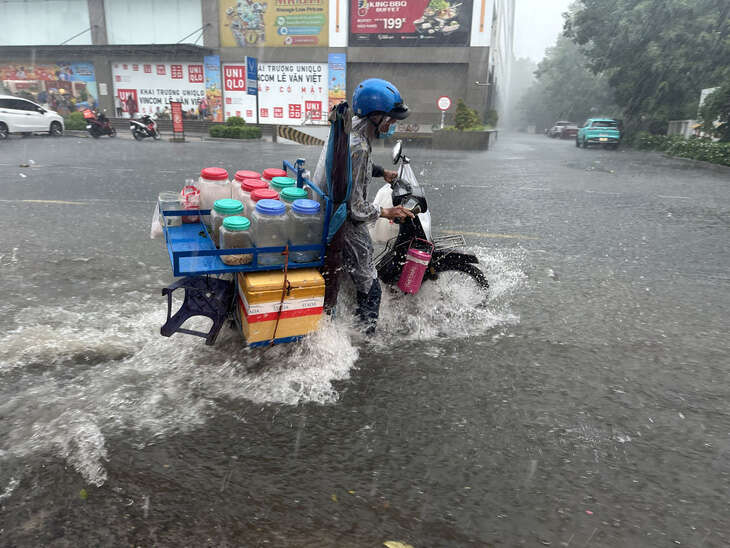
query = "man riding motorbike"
xmin=344 ymin=78 xmax=414 ymax=334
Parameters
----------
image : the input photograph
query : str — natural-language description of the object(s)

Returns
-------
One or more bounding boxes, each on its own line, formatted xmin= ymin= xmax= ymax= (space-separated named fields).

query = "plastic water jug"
xmin=397 ymin=240 xmax=433 ymax=294
xmin=262 ymin=168 xmax=287 ymax=183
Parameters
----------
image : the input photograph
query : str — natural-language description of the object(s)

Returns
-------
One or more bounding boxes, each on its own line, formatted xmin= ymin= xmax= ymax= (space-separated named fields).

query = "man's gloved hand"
xmin=380 ymin=205 xmax=415 ymax=220
xmin=383 ymin=170 xmax=398 ymax=183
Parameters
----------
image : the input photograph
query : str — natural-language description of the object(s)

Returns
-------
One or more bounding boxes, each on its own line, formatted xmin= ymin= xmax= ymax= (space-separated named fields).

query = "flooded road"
xmin=1 ymin=133 xmax=728 ymax=547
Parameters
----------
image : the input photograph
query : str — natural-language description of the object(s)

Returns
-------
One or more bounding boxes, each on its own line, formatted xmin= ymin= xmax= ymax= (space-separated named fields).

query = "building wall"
xmin=1 ymin=0 xmax=513 ymax=125
xmin=104 ymin=0 xmax=202 ymax=45
xmin=0 ymin=0 xmax=92 ymax=45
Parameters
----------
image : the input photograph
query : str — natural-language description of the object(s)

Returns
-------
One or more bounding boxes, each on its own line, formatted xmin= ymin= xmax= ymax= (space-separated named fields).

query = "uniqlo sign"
xmin=156 ymin=64 xmax=166 ymax=75
xmin=305 ymin=101 xmax=322 ymax=120
xmin=257 ymin=62 xmax=329 ymax=125
xmin=274 ymin=107 xmax=284 ymax=119
xmin=144 ymin=64 xmax=152 ymax=73
xmin=170 ymin=65 xmax=183 ymax=79
xmin=223 ymin=65 xmax=246 ymax=91
xmin=188 ymin=65 xmax=203 ymax=83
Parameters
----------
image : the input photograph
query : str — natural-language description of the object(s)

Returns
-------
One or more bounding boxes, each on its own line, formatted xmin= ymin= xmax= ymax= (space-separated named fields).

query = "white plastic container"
xmin=287 ymin=199 xmax=323 ymax=263
xmin=210 ymin=199 xmax=244 ymax=247
xmin=237 ymin=179 xmax=269 ymax=215
xmin=270 ymin=176 xmax=297 ymax=194
xmin=232 ymin=170 xmax=261 ymax=204
xmin=262 ymin=168 xmax=287 ymax=184
xmin=219 ymin=215 xmax=254 ymax=265
xmin=198 ymin=167 xmax=230 ymax=224
xmin=279 ymin=187 xmax=309 ymax=211
xmin=158 ymin=191 xmax=181 ymax=227
xmin=251 ymin=199 xmax=288 ymax=266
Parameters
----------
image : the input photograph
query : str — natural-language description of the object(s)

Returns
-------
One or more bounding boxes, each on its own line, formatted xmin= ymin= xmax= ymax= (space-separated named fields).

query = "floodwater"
xmin=0 ymin=133 xmax=728 ymax=547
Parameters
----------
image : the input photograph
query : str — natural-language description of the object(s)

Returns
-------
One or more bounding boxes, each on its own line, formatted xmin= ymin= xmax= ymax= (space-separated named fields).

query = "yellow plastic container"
xmin=237 ymin=269 xmax=324 ymax=344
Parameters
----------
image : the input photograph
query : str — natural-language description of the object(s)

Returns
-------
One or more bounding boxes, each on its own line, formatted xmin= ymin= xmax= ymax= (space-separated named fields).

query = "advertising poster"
xmin=204 ymin=56 xmax=224 ymax=123
xmin=111 ymin=61 xmax=206 ymax=119
xmin=257 ymin=63 xmax=328 ymax=125
xmin=170 ymin=101 xmax=184 ymax=134
xmin=327 ymin=53 xmax=346 ymax=112
xmin=222 ymin=63 xmax=258 ymax=123
xmin=0 ymin=62 xmax=98 ymax=115
xmin=350 ymin=0 xmax=473 ymax=46
xmin=219 ymin=0 xmax=328 ymax=47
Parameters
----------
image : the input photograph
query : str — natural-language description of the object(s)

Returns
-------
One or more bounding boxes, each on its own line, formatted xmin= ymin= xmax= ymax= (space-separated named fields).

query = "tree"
xmin=565 ymin=0 xmax=730 ymax=134
xmin=700 ymin=83 xmax=730 ymax=141
xmin=454 ymin=99 xmax=482 ymax=130
xmin=516 ymin=35 xmax=619 ymax=131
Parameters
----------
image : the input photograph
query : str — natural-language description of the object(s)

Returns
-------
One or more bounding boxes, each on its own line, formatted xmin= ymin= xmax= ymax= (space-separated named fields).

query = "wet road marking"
xmin=658 ymin=195 xmax=691 ymax=199
xmin=585 ymin=190 xmax=622 ymax=195
xmin=0 ymin=199 xmax=87 ymax=205
xmin=441 ymin=229 xmax=539 ymax=240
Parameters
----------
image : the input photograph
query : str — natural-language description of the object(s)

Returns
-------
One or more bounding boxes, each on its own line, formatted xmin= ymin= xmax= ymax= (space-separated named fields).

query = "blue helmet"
xmin=352 ymin=78 xmax=410 ymax=120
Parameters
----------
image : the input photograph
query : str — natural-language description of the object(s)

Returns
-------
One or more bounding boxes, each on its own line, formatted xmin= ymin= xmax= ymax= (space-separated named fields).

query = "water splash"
xmin=0 ymin=245 xmax=524 ymax=485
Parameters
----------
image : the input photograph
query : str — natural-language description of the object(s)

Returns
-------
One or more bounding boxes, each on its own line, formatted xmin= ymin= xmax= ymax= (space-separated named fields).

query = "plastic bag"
xmin=369 ymin=184 xmax=399 ymax=243
xmin=150 ymin=202 xmax=163 ymax=239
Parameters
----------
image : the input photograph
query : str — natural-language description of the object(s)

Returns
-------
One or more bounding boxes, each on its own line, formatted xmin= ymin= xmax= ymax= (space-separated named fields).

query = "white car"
xmin=0 ymin=95 xmax=64 ymax=139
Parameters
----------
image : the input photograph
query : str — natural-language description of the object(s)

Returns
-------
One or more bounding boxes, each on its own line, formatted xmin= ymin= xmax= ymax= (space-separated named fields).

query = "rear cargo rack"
xmin=432 ymin=233 xmax=466 ymax=251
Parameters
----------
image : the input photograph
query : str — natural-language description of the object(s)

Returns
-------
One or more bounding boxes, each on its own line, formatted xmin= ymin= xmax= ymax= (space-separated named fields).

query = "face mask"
xmin=377 ymin=124 xmax=396 ymax=139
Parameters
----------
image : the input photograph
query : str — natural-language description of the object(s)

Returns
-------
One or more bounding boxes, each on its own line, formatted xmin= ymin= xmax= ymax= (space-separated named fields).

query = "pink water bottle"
xmin=398 ymin=239 xmax=434 ymax=294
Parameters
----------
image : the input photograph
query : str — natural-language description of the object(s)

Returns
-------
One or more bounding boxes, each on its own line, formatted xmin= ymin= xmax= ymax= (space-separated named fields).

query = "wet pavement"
xmin=0 ymin=133 xmax=728 ymax=547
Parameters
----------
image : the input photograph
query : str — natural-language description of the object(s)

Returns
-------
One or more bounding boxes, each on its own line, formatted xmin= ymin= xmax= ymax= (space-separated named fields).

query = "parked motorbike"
xmin=130 ymin=114 xmax=160 ymax=141
xmin=374 ymin=140 xmax=489 ymax=293
xmin=83 ymin=109 xmax=116 ymax=138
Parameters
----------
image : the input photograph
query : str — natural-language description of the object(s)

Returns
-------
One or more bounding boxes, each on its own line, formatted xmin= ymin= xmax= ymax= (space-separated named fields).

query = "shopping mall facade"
xmin=0 ymin=0 xmax=514 ymax=127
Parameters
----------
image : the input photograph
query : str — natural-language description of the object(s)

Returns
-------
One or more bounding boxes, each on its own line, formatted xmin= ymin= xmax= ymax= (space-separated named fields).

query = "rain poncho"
xmin=342 ymin=116 xmax=381 ymax=294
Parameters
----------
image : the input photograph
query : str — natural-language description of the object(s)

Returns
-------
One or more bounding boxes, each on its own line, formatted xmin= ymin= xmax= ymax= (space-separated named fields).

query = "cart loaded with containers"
xmin=157 ymin=159 xmax=331 ymax=347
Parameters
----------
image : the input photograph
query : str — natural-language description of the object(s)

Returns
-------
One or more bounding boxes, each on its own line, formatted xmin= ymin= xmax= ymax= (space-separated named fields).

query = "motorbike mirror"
xmin=392 ymin=140 xmax=403 ymax=165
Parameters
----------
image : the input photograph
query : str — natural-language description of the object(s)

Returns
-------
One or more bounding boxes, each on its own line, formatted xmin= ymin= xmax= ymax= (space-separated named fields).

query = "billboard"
xmin=219 ymin=0 xmax=328 ymax=47
xmin=111 ymin=61 xmax=206 ymax=119
xmin=327 ymin=53 xmax=346 ymax=112
xmin=0 ymin=62 xmax=98 ymax=115
xmin=223 ymin=63 xmax=258 ymax=123
xmin=257 ymin=63 xmax=328 ymax=125
xmin=350 ymin=0 xmax=473 ymax=46
xmin=204 ymin=55 xmax=224 ymax=122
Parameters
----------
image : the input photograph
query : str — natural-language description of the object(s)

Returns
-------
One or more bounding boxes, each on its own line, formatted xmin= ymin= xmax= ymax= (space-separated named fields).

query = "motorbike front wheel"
xmin=430 ymin=264 xmax=489 ymax=307
xmin=435 ymin=263 xmax=489 ymax=290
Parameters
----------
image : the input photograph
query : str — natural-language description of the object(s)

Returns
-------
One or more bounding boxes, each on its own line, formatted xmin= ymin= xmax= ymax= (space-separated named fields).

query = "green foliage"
xmin=633 ymin=132 xmax=730 ymax=166
xmin=699 ymin=83 xmax=730 ymax=142
xmin=225 ymin=116 xmax=246 ymax=127
xmin=64 ymin=111 xmax=86 ymax=130
xmin=517 ymin=35 xmax=619 ymax=131
xmin=209 ymin=124 xmax=261 ymax=139
xmin=428 ymin=0 xmax=449 ymax=11
xmin=454 ymin=99 xmax=482 ymax=131
xmin=565 ymin=0 xmax=730 ymax=134
xmin=485 ymin=109 xmax=499 ymax=128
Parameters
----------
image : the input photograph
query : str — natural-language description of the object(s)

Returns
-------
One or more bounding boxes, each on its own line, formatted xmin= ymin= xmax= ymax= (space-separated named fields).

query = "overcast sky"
xmin=513 ymin=0 xmax=574 ymax=61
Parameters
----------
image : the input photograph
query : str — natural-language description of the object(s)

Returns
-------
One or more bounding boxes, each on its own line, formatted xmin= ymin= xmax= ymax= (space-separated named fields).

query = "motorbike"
xmin=84 ymin=109 xmax=116 ymax=138
xmin=130 ymin=114 xmax=160 ymax=141
xmin=374 ymin=140 xmax=489 ymax=292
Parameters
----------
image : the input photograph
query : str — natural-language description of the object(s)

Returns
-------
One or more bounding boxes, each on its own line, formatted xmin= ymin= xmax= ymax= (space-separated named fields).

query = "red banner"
xmin=170 ymin=101 xmax=184 ymax=134
xmin=223 ymin=65 xmax=246 ymax=91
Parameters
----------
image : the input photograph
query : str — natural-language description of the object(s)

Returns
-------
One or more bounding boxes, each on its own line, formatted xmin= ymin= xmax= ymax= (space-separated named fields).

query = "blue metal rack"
xmin=162 ymin=158 xmax=331 ymax=277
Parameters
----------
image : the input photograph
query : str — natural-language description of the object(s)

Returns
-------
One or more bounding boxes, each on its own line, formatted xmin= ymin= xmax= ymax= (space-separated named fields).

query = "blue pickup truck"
xmin=576 ymin=118 xmax=621 ymax=149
